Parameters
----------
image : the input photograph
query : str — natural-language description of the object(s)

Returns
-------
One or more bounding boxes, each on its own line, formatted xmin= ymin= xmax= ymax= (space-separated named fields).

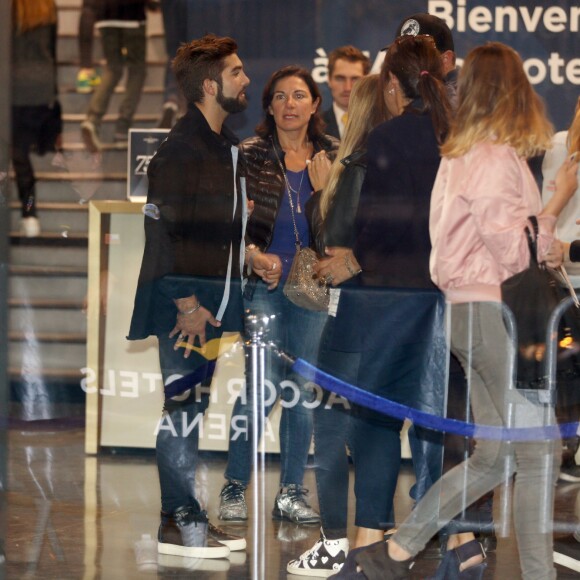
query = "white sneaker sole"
xmin=157 ymin=541 xmax=230 ymax=559
xmin=157 ymin=552 xmax=230 ymax=571
xmin=286 ymin=563 xmax=339 ymax=577
xmin=554 ymin=550 xmax=580 ymax=572
xmin=217 ymin=537 xmax=246 ymax=551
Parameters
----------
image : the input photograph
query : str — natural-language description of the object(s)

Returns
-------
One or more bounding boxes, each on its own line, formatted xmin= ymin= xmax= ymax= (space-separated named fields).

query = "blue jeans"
xmin=313 ymin=315 xmax=359 ymax=538
xmin=224 ymin=282 xmax=327 ymax=486
xmin=156 ymin=334 xmax=211 ymax=514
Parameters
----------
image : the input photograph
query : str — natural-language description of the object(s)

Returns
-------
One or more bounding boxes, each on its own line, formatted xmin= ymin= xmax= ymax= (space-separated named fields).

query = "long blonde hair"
xmin=567 ymin=97 xmax=580 ymax=155
xmin=13 ymin=0 xmax=56 ymax=33
xmin=442 ymin=42 xmax=553 ymax=159
xmin=320 ymin=74 xmax=388 ymax=219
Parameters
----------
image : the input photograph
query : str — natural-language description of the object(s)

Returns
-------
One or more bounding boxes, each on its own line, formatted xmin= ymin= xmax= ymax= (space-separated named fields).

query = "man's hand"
xmin=171 ymin=296 xmax=221 ymax=358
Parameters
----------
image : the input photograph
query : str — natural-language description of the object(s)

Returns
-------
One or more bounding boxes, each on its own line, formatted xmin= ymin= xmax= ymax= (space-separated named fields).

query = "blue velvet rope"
xmin=163 ymin=360 xmax=217 ymax=399
xmin=292 ymin=357 xmax=580 ymax=442
xmin=161 ymin=355 xmax=579 ymax=441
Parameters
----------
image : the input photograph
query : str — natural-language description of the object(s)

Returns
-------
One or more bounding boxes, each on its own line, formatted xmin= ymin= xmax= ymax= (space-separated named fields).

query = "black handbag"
xmin=500 ymin=216 xmax=561 ymax=389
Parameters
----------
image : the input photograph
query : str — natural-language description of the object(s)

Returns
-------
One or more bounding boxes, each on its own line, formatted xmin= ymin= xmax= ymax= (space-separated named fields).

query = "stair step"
xmin=9 ymin=202 xmax=87 ymax=212
xmin=8 ymin=331 xmax=86 ymax=344
xmin=9 ymin=367 xmax=83 ymax=381
xmin=10 ymin=306 xmax=86 ymax=334
xmin=25 ymin=171 xmax=125 ymax=181
xmin=9 ymin=341 xmax=86 ymax=370
xmin=10 ymin=264 xmax=87 ymax=277
xmin=10 ymin=245 xmax=87 ymax=269
xmin=63 ymin=113 xmax=160 ymax=123
xmin=9 ymin=298 xmax=84 ymax=309
xmin=10 ymin=232 xmax=88 ymax=247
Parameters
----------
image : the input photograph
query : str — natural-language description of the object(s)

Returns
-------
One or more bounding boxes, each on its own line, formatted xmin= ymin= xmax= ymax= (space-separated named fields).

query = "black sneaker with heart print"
xmin=286 ymin=532 xmax=348 ymax=577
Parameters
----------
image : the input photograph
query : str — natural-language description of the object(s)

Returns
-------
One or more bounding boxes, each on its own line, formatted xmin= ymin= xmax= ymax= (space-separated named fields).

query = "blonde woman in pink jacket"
xmin=350 ymin=43 xmax=578 ymax=580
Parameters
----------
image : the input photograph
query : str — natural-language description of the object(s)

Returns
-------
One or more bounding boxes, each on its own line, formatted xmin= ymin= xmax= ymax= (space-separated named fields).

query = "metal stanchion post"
xmin=497 ymin=303 xmax=517 ymax=538
xmin=245 ymin=312 xmax=273 ymax=580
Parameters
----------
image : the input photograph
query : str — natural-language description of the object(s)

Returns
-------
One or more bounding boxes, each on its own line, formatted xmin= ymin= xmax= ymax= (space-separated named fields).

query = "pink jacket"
xmin=430 ymin=141 xmax=556 ymax=303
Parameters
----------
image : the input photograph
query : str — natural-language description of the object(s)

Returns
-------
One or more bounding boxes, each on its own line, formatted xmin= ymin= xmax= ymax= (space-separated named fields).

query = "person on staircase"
xmin=11 ymin=0 xmax=62 ymax=238
xmin=80 ymin=0 xmax=159 ymax=152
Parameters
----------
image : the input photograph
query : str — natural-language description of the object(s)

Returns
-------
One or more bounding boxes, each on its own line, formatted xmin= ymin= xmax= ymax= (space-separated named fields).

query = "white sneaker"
xmin=20 ymin=217 xmax=40 ymax=237
xmin=80 ymin=120 xmax=102 ymax=153
xmin=287 ymin=532 xmax=349 ymax=577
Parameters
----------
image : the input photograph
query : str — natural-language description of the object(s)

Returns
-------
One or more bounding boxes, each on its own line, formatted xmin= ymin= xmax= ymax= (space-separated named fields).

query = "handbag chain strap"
xmin=273 ymin=142 xmax=303 ymax=251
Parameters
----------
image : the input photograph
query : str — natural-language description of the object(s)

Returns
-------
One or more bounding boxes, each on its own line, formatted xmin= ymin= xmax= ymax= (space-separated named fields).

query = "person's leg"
xmin=313 ymin=338 xmax=358 ymax=539
xmin=156 ymin=334 xmax=210 ymax=514
xmin=512 ymin=432 xmax=560 ymax=579
xmin=78 ymin=0 xmax=97 ymax=69
xmin=160 ymin=0 xmax=187 ymax=105
xmin=391 ymin=303 xmax=513 ymax=555
xmin=11 ymin=109 xmax=36 ymax=219
xmin=351 ymin=410 xmax=403 ymax=547
xmin=116 ymin=26 xmax=147 ymax=138
xmin=85 ymin=27 xmax=124 ymax=129
xmin=223 ymin=283 xmax=286 ymax=486
xmin=277 ymin=300 xmax=326 ymax=487
xmin=390 ymin=302 xmax=558 ymax=579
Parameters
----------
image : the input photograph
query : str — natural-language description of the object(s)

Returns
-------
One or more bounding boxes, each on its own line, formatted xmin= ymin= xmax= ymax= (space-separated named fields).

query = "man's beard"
xmin=216 ymin=81 xmax=248 ymax=114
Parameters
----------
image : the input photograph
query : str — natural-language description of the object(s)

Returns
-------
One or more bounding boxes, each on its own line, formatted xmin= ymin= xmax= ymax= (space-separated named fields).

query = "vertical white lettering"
xmin=548 ymin=52 xmax=565 ymax=85
xmin=279 ymin=380 xmax=300 ymax=409
xmin=226 ymin=378 xmax=246 ymax=404
xmin=206 ymin=413 xmax=226 ymax=440
xmin=80 ymin=367 xmax=97 ymax=393
xmin=468 ymin=7 xmax=492 ymax=33
xmin=524 ymin=58 xmax=547 ymax=84
xmin=183 ymin=411 xmax=204 ymax=437
xmin=303 ymin=384 xmax=323 ymax=409
xmin=325 ymin=392 xmax=351 ymax=410
xmin=519 ymin=7 xmax=543 ymax=32
xmin=100 ymin=369 xmax=116 ymax=396
xmin=229 ymin=415 xmax=249 ymax=441
xmin=196 ymin=381 xmax=216 ymax=404
xmin=119 ymin=370 xmax=139 ymax=398
xmin=457 ymin=0 xmax=466 ymax=32
xmin=543 ymin=7 xmax=567 ymax=33
xmin=155 ymin=412 xmax=178 ymax=437
xmin=263 ymin=380 xmax=277 ymax=407
xmin=495 ymin=6 xmax=518 ymax=33
xmin=571 ymin=7 xmax=580 ymax=32
xmin=566 ymin=59 xmax=580 ymax=84
xmin=142 ymin=372 xmax=161 ymax=393
xmin=263 ymin=417 xmax=276 ymax=443
xmin=428 ymin=0 xmax=455 ymax=29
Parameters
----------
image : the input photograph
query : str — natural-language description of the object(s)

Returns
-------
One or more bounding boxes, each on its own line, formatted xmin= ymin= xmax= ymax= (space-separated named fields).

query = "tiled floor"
xmin=3 ymin=422 xmax=580 ymax=579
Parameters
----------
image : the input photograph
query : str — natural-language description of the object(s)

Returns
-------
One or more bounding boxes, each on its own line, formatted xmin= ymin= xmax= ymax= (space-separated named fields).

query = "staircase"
xmin=8 ymin=0 xmax=165 ymax=419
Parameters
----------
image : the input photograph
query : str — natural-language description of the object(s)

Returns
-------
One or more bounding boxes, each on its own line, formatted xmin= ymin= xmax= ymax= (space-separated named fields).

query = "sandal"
xmin=355 ymin=541 xmax=413 ymax=580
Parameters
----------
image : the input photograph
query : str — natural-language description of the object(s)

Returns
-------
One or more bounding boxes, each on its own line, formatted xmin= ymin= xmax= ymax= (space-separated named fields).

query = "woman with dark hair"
xmin=356 ymin=42 xmax=578 ymax=580
xmin=218 ymin=66 xmax=339 ymax=525
xmin=324 ymin=34 xmax=453 ymax=576
xmin=287 ymin=73 xmax=390 ymax=576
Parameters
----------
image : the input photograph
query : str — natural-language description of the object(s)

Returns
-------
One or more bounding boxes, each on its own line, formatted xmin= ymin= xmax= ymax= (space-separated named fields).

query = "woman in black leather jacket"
xmin=287 ymin=74 xmax=390 ymax=575
xmin=217 ymin=66 xmax=339 ymax=526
